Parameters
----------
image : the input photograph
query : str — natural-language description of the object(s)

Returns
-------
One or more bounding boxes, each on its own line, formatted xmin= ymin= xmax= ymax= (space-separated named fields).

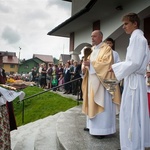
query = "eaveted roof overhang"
xmin=47 ymin=0 xmax=97 ymax=37
xmin=47 ymin=0 xmax=145 ymax=38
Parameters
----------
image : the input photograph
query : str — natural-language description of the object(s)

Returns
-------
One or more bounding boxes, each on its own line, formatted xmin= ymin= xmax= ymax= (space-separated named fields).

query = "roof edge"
xmin=62 ymin=0 xmax=72 ymax=2
xmin=47 ymin=0 xmax=97 ymax=36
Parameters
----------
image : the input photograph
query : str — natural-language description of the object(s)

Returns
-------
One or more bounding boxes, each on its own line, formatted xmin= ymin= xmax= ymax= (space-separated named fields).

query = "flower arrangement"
xmin=6 ymin=78 xmax=15 ymax=83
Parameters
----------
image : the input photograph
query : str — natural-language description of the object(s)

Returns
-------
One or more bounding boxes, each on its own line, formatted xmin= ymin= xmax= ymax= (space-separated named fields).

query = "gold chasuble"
xmin=82 ymin=43 xmax=121 ymax=118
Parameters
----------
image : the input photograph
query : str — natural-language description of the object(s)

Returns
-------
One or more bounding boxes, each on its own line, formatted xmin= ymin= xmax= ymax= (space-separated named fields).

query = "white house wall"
xmin=115 ymin=20 xmax=145 ymax=61
xmin=74 ymin=26 xmax=92 ymax=49
xmin=115 ymin=33 xmax=130 ymax=61
xmin=73 ymin=0 xmax=150 ymax=61
xmin=101 ymin=0 xmax=150 ymax=39
xmin=71 ymin=26 xmax=92 ymax=60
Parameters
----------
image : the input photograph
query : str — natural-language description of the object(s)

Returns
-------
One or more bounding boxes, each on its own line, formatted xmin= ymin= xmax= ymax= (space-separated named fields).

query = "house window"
xmin=10 ymin=64 xmax=15 ymax=68
xmin=10 ymin=71 xmax=14 ymax=75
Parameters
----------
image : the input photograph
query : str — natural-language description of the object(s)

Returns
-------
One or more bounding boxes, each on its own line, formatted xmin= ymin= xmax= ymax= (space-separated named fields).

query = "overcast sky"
xmin=0 ymin=0 xmax=71 ymax=60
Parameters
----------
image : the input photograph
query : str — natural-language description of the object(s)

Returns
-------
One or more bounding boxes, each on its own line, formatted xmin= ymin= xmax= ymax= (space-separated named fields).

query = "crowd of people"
xmin=28 ymin=60 xmax=83 ymax=99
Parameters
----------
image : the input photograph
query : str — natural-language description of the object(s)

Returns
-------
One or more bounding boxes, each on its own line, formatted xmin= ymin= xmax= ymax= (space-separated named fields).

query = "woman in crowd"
xmin=63 ymin=62 xmax=71 ymax=94
xmin=40 ymin=63 xmax=47 ymax=88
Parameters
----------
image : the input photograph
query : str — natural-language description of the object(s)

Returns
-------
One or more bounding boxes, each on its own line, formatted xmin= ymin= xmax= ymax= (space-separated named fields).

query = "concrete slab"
xmin=56 ymin=105 xmax=121 ymax=150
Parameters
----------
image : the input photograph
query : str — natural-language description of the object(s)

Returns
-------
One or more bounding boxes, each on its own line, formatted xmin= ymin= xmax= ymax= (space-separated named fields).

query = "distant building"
xmin=0 ymin=51 xmax=18 ymax=75
xmin=18 ymin=54 xmax=54 ymax=74
xmin=33 ymin=54 xmax=53 ymax=64
xmin=18 ymin=57 xmax=44 ymax=74
xmin=0 ymin=51 xmax=55 ymax=74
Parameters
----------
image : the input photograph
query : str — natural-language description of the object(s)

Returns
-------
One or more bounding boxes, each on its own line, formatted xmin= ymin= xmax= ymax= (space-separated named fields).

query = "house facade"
xmin=48 ymin=0 xmax=150 ymax=61
xmin=18 ymin=54 xmax=54 ymax=74
xmin=18 ymin=57 xmax=43 ymax=74
xmin=0 ymin=51 xmax=18 ymax=74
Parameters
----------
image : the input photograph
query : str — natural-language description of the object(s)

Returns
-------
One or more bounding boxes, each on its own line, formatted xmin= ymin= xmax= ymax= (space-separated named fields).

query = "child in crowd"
xmin=58 ymin=73 xmax=64 ymax=92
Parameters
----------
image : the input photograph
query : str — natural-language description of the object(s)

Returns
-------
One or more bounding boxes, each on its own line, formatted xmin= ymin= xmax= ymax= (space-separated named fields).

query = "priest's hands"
xmin=82 ymin=60 xmax=90 ymax=74
xmin=83 ymin=60 xmax=90 ymax=67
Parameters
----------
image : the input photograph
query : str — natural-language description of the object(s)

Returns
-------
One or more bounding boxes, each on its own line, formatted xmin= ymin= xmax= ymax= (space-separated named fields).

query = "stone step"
xmin=11 ymin=119 xmax=43 ymax=150
xmin=56 ymin=105 xmax=87 ymax=150
xmin=56 ymin=105 xmax=121 ymax=150
xmin=34 ymin=113 xmax=61 ymax=150
xmin=11 ymin=104 xmax=126 ymax=150
xmin=11 ymin=113 xmax=61 ymax=150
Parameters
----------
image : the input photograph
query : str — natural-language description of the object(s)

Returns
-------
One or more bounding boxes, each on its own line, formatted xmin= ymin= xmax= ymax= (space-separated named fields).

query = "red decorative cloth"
xmin=147 ymin=93 xmax=150 ymax=116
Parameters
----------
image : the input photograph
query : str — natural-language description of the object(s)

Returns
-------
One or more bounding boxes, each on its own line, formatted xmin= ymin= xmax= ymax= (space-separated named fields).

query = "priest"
xmin=82 ymin=30 xmax=121 ymax=137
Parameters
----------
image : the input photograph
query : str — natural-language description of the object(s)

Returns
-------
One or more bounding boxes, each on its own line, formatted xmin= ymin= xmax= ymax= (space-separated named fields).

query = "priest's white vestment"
xmin=86 ymin=43 xmax=120 ymax=135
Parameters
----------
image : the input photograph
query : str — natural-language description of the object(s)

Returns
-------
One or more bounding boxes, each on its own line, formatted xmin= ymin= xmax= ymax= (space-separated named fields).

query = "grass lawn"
xmin=13 ymin=86 xmax=77 ymax=126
